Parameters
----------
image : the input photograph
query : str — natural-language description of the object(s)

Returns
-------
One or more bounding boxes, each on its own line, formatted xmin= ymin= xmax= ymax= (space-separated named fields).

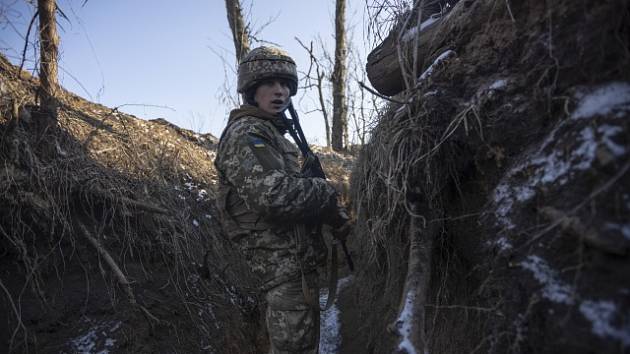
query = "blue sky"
xmin=0 ymin=0 xmax=369 ymax=144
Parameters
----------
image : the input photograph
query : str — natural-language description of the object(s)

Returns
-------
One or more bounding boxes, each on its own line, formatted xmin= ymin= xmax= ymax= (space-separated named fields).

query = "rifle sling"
xmin=299 ymin=228 xmax=338 ymax=311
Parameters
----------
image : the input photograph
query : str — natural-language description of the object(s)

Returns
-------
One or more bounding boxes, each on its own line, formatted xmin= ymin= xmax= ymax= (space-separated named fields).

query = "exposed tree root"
xmin=77 ymin=222 xmax=136 ymax=304
xmin=389 ymin=203 xmax=438 ymax=352
xmin=77 ymin=222 xmax=161 ymax=325
xmin=0 ymin=278 xmax=28 ymax=352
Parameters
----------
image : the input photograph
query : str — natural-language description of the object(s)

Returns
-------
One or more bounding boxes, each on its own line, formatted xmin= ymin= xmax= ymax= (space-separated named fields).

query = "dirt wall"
xmin=349 ymin=0 xmax=629 ymax=352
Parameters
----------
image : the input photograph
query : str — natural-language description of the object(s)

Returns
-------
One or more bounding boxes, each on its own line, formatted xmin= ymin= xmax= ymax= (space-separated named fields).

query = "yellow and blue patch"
xmin=249 ymin=136 xmax=266 ymax=148
xmin=246 ymin=134 xmax=282 ymax=171
xmin=252 ymin=140 xmax=265 ymax=148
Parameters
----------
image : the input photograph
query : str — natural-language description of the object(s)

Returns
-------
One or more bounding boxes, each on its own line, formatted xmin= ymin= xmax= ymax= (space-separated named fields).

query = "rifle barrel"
xmin=285 ymin=102 xmax=355 ymax=272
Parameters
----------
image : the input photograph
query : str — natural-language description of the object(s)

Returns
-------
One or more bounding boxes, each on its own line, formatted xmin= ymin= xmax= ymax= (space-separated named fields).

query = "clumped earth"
xmin=344 ymin=0 xmax=629 ymax=353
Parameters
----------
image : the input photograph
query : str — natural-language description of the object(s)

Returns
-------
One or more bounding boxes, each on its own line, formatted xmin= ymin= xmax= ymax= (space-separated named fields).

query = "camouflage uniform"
xmin=215 ymin=104 xmax=339 ymax=353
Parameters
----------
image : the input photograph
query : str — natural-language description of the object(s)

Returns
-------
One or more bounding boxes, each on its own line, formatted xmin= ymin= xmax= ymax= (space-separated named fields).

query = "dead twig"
xmin=358 ymin=81 xmax=409 ymax=105
xmin=18 ymin=10 xmax=39 ymax=76
xmin=78 ymin=222 xmax=162 ymax=324
xmin=0 ymin=278 xmax=28 ymax=352
xmin=539 ymin=207 xmax=627 ymax=255
xmin=118 ymin=196 xmax=169 ymax=215
xmin=78 ymin=222 xmax=136 ymax=304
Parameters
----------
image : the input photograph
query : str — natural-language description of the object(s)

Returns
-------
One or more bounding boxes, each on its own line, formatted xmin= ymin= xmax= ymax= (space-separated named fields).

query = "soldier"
xmin=214 ymin=46 xmax=350 ymax=354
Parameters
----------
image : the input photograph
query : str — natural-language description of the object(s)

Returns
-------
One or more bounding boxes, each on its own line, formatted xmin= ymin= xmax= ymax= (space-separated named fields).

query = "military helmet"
xmin=237 ymin=46 xmax=298 ymax=96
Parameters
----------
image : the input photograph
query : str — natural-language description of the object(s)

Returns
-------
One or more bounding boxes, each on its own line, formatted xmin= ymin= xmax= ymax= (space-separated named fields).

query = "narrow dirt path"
xmin=319 ymin=276 xmax=354 ymax=354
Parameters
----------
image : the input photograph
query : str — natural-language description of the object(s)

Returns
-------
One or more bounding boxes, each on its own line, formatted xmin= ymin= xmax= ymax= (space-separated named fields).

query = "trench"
xmin=318 ymin=276 xmax=354 ymax=354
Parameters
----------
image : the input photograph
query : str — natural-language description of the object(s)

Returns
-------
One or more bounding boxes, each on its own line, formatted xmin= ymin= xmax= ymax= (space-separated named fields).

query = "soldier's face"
xmin=254 ymin=79 xmax=290 ymax=115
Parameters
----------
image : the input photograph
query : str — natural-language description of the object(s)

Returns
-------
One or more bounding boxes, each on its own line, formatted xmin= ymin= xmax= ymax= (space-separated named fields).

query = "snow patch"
xmin=417 ymin=50 xmax=456 ymax=84
xmin=69 ymin=320 xmax=121 ymax=354
xmin=489 ymin=79 xmax=508 ymax=90
xmin=598 ymin=124 xmax=627 ymax=157
xmin=571 ymin=82 xmax=630 ymax=120
xmin=491 ymin=82 xmax=629 ymax=230
xmin=402 ymin=13 xmax=441 ymax=42
xmin=396 ymin=290 xmax=419 ymax=354
xmin=319 ymin=276 xmax=354 ymax=354
xmin=604 ymin=223 xmax=630 ymax=241
xmin=197 ymin=189 xmax=208 ymax=201
xmin=520 ymin=256 xmax=575 ymax=305
xmin=495 ymin=237 xmax=513 ymax=251
xmin=423 ymin=90 xmax=439 ymax=97
xmin=493 ymin=183 xmax=516 ymax=230
xmin=579 ymin=300 xmax=630 ymax=346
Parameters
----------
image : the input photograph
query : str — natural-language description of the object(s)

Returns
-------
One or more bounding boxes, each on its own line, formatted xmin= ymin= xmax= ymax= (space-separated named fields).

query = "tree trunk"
xmin=331 ymin=0 xmax=347 ymax=152
xmin=225 ymin=0 xmax=250 ymax=63
xmin=38 ymin=0 xmax=59 ymax=118
xmin=316 ymin=67 xmax=331 ymax=148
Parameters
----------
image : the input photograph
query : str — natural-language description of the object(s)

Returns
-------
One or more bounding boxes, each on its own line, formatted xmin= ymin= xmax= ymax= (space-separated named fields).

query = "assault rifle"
xmin=283 ymin=102 xmax=354 ymax=271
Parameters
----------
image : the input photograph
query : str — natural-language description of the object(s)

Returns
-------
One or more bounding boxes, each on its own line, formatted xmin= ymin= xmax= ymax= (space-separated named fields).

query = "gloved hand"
xmin=332 ymin=218 xmax=352 ymax=242
xmin=326 ymin=201 xmax=349 ymax=228
xmin=325 ymin=202 xmax=352 ymax=241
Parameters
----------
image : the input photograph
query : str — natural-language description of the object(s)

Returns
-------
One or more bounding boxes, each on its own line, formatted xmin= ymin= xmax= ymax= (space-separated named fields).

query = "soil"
xmin=346 ymin=0 xmax=630 ymax=353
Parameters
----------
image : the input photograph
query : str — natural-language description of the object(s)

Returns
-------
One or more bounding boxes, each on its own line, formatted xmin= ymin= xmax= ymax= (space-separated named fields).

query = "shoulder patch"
xmin=245 ymin=133 xmax=284 ymax=171
xmin=250 ymin=137 xmax=266 ymax=148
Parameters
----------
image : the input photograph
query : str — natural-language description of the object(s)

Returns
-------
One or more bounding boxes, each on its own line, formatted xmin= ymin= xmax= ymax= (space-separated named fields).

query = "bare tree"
xmin=296 ymin=5 xmax=381 ymax=150
xmin=37 ymin=0 xmax=59 ymax=118
xmin=296 ymin=38 xmax=332 ymax=148
xmin=331 ymin=0 xmax=348 ymax=151
xmin=347 ymin=40 xmax=382 ymax=147
xmin=225 ymin=0 xmax=250 ymax=63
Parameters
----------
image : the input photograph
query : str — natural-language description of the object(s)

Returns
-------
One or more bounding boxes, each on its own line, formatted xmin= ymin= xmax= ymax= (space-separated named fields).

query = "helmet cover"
xmin=237 ymin=46 xmax=298 ymax=96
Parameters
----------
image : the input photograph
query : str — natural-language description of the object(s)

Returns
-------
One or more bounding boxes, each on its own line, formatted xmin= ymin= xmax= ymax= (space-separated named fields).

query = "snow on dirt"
xmin=319 ymin=276 xmax=354 ymax=354
xmin=65 ymin=319 xmax=121 ymax=354
xmin=402 ymin=13 xmax=442 ymax=42
xmin=521 ymin=256 xmax=630 ymax=347
xmin=396 ymin=290 xmax=419 ymax=354
xmin=604 ymin=223 xmax=630 ymax=240
xmin=489 ymin=79 xmax=508 ymax=90
xmin=495 ymin=237 xmax=513 ymax=252
xmin=579 ymin=300 xmax=630 ymax=347
xmin=416 ymin=50 xmax=456 ymax=84
xmin=491 ymin=82 xmax=630 ymax=231
xmin=519 ymin=255 xmax=575 ymax=305
xmin=571 ymin=82 xmax=630 ymax=120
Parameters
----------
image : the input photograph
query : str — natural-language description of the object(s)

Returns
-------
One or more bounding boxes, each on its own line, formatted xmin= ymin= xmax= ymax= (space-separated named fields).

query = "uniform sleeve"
xmin=216 ymin=118 xmax=338 ymax=222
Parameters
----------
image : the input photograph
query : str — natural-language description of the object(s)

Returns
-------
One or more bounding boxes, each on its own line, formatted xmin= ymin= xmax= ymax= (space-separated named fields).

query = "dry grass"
xmin=0 ymin=55 xmax=258 ymax=352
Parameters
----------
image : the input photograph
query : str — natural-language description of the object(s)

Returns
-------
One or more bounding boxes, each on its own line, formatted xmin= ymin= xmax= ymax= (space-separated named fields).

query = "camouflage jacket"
xmin=214 ymin=105 xmax=338 ymax=287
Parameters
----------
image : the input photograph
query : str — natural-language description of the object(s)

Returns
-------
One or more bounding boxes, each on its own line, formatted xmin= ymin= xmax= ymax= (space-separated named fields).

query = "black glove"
xmin=301 ymin=152 xmax=326 ymax=179
xmin=326 ymin=201 xmax=349 ymax=228
xmin=325 ymin=201 xmax=351 ymax=240
xmin=332 ymin=219 xmax=352 ymax=242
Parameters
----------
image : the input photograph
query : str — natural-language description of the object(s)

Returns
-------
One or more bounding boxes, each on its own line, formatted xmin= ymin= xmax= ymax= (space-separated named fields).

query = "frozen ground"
xmin=319 ymin=276 xmax=354 ymax=354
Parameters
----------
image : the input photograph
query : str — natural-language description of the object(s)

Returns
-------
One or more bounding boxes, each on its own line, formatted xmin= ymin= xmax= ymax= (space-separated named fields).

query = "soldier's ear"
xmin=244 ymin=88 xmax=258 ymax=106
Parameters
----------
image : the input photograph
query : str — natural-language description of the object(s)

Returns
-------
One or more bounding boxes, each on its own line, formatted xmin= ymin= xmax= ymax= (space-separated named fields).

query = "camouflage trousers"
xmin=265 ymin=273 xmax=320 ymax=354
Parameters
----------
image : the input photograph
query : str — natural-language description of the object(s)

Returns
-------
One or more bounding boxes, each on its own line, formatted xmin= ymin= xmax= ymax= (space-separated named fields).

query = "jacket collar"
xmin=228 ymin=104 xmax=288 ymax=134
